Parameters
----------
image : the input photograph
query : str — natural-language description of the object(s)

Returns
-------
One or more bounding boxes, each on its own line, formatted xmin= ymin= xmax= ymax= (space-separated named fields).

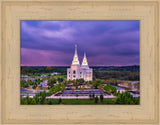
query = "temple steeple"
xmin=67 ymin=45 xmax=93 ymax=81
xmin=72 ymin=44 xmax=80 ymax=65
xmin=82 ymin=53 xmax=88 ymax=66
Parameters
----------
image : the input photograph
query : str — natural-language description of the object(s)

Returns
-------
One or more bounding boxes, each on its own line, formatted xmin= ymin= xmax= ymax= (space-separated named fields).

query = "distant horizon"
xmin=21 ymin=65 xmax=140 ymax=67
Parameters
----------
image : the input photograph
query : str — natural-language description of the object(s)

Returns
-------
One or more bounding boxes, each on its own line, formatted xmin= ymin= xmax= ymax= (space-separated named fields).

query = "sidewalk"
xmin=46 ymin=95 xmax=115 ymax=99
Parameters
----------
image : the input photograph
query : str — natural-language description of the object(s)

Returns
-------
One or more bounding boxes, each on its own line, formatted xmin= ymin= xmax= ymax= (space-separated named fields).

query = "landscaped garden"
xmin=20 ymin=66 xmax=140 ymax=105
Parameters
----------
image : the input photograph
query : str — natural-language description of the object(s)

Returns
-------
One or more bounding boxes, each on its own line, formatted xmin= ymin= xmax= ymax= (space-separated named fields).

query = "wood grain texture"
xmin=0 ymin=1 xmax=1 ymax=125
xmin=0 ymin=0 xmax=159 ymax=125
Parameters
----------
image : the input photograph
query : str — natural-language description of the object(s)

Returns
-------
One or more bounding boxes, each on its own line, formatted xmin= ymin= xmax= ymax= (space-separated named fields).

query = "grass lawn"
xmin=21 ymin=97 xmax=139 ymax=105
xmin=117 ymin=85 xmax=129 ymax=90
xmin=53 ymin=74 xmax=67 ymax=79
xmin=46 ymin=98 xmax=117 ymax=105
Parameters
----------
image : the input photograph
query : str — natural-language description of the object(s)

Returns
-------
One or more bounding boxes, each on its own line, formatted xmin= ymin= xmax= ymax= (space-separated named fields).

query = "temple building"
xmin=67 ymin=45 xmax=93 ymax=81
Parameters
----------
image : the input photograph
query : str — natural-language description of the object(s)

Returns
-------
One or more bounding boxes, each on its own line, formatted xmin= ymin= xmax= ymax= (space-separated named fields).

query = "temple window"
xmin=73 ymin=70 xmax=76 ymax=74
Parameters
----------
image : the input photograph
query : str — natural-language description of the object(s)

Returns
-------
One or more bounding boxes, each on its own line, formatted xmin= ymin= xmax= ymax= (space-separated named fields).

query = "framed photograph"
xmin=20 ymin=20 xmax=140 ymax=105
xmin=0 ymin=0 xmax=159 ymax=124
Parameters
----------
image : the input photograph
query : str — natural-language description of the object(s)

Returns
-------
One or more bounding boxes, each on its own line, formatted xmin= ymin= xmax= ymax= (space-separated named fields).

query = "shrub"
xmin=31 ymin=98 xmax=37 ymax=105
xmin=48 ymin=100 xmax=52 ymax=105
xmin=76 ymin=94 xmax=79 ymax=99
xmin=59 ymin=98 xmax=62 ymax=104
xmin=89 ymin=93 xmax=92 ymax=99
xmin=100 ymin=94 xmax=104 ymax=102
xmin=95 ymin=96 xmax=99 ymax=103
xmin=92 ymin=93 xmax=95 ymax=99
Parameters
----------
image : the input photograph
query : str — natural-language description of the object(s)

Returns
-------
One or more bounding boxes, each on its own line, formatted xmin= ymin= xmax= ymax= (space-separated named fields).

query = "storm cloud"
xmin=21 ymin=20 xmax=140 ymax=66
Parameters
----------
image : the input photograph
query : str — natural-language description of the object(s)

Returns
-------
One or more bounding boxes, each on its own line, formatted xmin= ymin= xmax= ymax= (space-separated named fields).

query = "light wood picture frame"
xmin=0 ymin=0 xmax=159 ymax=125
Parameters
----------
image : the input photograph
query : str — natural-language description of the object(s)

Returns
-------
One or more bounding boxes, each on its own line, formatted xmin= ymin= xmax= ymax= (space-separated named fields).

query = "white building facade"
xmin=67 ymin=45 xmax=93 ymax=81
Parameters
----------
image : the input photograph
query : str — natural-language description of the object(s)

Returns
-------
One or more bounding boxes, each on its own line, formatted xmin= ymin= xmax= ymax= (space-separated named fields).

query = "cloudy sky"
xmin=21 ymin=20 xmax=140 ymax=66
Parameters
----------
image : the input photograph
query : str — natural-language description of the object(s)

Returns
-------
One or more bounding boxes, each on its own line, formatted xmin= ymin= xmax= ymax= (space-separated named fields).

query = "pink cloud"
xmin=21 ymin=48 xmax=72 ymax=66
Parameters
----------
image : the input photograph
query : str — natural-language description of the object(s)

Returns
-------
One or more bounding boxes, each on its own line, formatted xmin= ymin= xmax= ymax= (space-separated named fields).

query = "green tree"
xmin=79 ymin=78 xmax=85 ymax=83
xmin=59 ymin=98 xmax=62 ymax=104
xmin=21 ymin=80 xmax=26 ymax=84
xmin=48 ymin=99 xmax=52 ymax=105
xmin=92 ymin=81 xmax=100 ymax=89
xmin=100 ymin=94 xmax=104 ymax=102
xmin=89 ymin=93 xmax=92 ymax=99
xmin=76 ymin=94 xmax=79 ymax=99
xmin=24 ymin=98 xmax=28 ymax=105
xmin=45 ymin=66 xmax=52 ymax=73
xmin=86 ymin=81 xmax=90 ymax=87
xmin=48 ymin=78 xmax=56 ymax=87
xmin=48 ymin=87 xmax=55 ymax=95
xmin=95 ymin=96 xmax=99 ymax=103
xmin=92 ymin=93 xmax=95 ymax=99
xmin=31 ymin=98 xmax=37 ymax=105
xmin=116 ymin=91 xmax=139 ymax=104
xmin=54 ymin=84 xmax=62 ymax=93
xmin=58 ymin=77 xmax=63 ymax=83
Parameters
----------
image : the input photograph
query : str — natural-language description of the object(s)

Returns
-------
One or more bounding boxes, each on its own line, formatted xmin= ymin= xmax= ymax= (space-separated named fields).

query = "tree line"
xmin=93 ymin=70 xmax=139 ymax=81
xmin=21 ymin=66 xmax=66 ymax=75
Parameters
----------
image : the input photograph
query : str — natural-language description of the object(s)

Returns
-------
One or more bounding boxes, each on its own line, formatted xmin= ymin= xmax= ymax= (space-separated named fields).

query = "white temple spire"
xmin=72 ymin=44 xmax=80 ymax=65
xmin=82 ymin=52 xmax=88 ymax=66
xmin=67 ymin=45 xmax=93 ymax=81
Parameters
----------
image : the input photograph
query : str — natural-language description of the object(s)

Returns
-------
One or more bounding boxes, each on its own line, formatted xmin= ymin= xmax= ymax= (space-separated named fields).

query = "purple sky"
xmin=21 ymin=20 xmax=140 ymax=66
